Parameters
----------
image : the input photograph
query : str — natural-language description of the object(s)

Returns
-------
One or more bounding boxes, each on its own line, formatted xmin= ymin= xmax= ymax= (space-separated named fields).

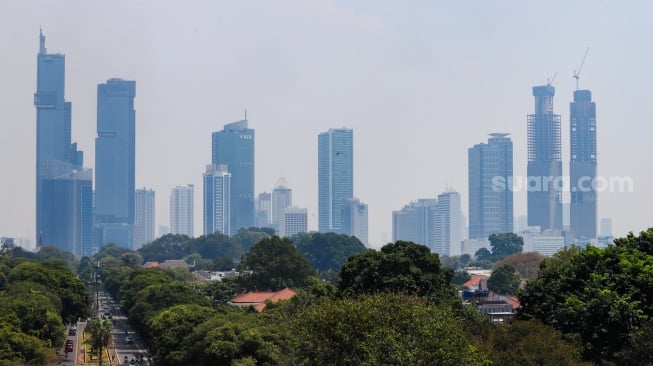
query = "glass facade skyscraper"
xmin=272 ymin=183 xmax=292 ymax=230
xmin=341 ymin=197 xmax=369 ymax=247
xmin=527 ymin=85 xmax=563 ymax=232
xmin=392 ymin=199 xmax=437 ymax=249
xmin=35 ymin=30 xmax=92 ymax=255
xmin=203 ymin=164 xmax=231 ymax=236
xmin=212 ymin=120 xmax=254 ymax=235
xmin=468 ymin=133 xmax=513 ymax=239
xmin=133 ymin=188 xmax=155 ymax=249
xmin=570 ymin=90 xmax=597 ymax=240
xmin=95 ymin=78 xmax=136 ymax=248
xmin=170 ymin=185 xmax=194 ymax=237
xmin=318 ymin=128 xmax=353 ymax=233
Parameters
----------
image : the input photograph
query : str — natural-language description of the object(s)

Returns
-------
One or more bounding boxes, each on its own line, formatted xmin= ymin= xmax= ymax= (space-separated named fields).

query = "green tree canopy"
xmin=486 ymin=264 xmax=520 ymax=295
xmin=238 ymin=236 xmax=316 ymax=291
xmin=282 ymin=293 xmax=488 ymax=365
xmin=489 ymin=233 xmax=524 ymax=258
xmin=138 ymin=234 xmax=191 ymax=262
xmin=338 ymin=241 xmax=455 ymax=301
xmin=494 ymin=251 xmax=545 ymax=281
xmin=292 ymin=232 xmax=368 ymax=273
xmin=519 ymin=229 xmax=653 ymax=364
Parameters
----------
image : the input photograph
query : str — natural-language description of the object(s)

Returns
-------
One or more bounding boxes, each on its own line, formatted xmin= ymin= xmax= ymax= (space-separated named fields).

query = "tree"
xmin=486 ymin=264 xmax=520 ymax=295
xmin=338 ymin=241 xmax=455 ymax=302
xmin=138 ymin=234 xmax=190 ymax=262
xmin=86 ymin=318 xmax=112 ymax=366
xmin=292 ymin=232 xmax=368 ymax=273
xmin=489 ymin=233 xmax=523 ymax=258
xmin=494 ymin=252 xmax=545 ymax=281
xmin=474 ymin=247 xmax=492 ymax=260
xmin=282 ymin=294 xmax=489 ymax=365
xmin=518 ymin=229 xmax=653 ymax=364
xmin=238 ymin=237 xmax=316 ymax=291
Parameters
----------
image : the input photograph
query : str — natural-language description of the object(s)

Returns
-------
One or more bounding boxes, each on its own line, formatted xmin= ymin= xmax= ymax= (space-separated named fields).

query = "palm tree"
xmin=86 ymin=318 xmax=112 ymax=366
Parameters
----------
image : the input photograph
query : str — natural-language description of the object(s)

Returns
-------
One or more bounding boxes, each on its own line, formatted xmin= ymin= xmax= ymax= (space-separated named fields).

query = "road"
xmin=98 ymin=292 xmax=151 ymax=366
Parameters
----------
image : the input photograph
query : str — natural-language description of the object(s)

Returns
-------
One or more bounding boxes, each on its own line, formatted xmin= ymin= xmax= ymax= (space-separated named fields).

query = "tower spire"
xmin=39 ymin=27 xmax=46 ymax=54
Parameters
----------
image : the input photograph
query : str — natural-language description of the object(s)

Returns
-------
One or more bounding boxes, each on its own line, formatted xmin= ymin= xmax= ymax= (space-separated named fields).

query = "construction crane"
xmin=546 ymin=72 xmax=558 ymax=86
xmin=573 ymin=47 xmax=590 ymax=90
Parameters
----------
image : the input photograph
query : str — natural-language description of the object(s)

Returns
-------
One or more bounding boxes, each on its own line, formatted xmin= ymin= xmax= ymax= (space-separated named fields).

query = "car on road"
xmin=65 ymin=340 xmax=73 ymax=352
xmin=125 ymin=336 xmax=133 ymax=344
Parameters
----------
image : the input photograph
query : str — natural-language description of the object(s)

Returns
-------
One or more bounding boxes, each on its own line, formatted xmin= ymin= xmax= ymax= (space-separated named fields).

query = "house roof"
xmin=463 ymin=275 xmax=488 ymax=289
xmin=507 ymin=295 xmax=521 ymax=310
xmin=159 ymin=259 xmax=189 ymax=269
xmin=142 ymin=261 xmax=159 ymax=268
xmin=229 ymin=288 xmax=297 ymax=312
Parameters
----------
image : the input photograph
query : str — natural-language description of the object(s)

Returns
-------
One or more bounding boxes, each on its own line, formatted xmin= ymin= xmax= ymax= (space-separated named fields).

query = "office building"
xmin=212 ymin=120 xmax=254 ymax=234
xmin=203 ymin=164 xmax=231 ymax=236
xmin=35 ymin=30 xmax=92 ymax=254
xmin=600 ymin=218 xmax=612 ymax=238
xmin=434 ymin=191 xmax=462 ymax=256
xmin=272 ymin=181 xmax=292 ymax=229
xmin=279 ymin=207 xmax=308 ymax=238
xmin=170 ymin=185 xmax=194 ymax=237
xmin=41 ymin=169 xmax=93 ymax=256
xmin=255 ymin=192 xmax=272 ymax=228
xmin=392 ymin=199 xmax=438 ymax=249
xmin=133 ymin=188 xmax=155 ymax=249
xmin=318 ymin=128 xmax=353 ymax=233
xmin=95 ymin=78 xmax=136 ymax=248
xmin=527 ymin=85 xmax=563 ymax=232
xmin=468 ymin=133 xmax=513 ymax=239
xmin=570 ymin=89 xmax=597 ymax=240
xmin=341 ymin=197 xmax=369 ymax=246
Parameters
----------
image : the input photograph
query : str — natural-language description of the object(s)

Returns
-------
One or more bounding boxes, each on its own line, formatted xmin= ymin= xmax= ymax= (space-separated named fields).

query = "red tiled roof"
xmin=230 ymin=288 xmax=297 ymax=311
xmin=463 ymin=275 xmax=488 ymax=288
xmin=143 ymin=261 xmax=159 ymax=268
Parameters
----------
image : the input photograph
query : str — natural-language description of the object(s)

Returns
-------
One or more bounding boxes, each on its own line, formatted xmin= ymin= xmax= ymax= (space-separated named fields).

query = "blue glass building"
xmin=318 ymin=128 xmax=353 ymax=233
xmin=35 ymin=30 xmax=92 ymax=255
xmin=468 ymin=133 xmax=513 ymax=239
xmin=203 ymin=164 xmax=231 ymax=236
xmin=527 ymin=85 xmax=563 ymax=232
xmin=95 ymin=78 xmax=136 ymax=248
xmin=570 ymin=90 xmax=597 ymax=240
xmin=212 ymin=120 xmax=254 ymax=235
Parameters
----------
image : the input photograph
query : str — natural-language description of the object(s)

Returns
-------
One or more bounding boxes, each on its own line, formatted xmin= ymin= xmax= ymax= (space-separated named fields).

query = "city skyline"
xmin=1 ymin=2 xmax=651 ymax=249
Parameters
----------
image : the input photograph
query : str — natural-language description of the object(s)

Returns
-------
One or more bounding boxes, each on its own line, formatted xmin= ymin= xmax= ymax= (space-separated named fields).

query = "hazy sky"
xmin=1 ymin=1 xmax=651 ymax=249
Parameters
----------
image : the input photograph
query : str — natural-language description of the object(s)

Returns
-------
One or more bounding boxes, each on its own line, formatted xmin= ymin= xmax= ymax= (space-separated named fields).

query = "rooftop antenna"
xmin=546 ymin=72 xmax=558 ymax=86
xmin=573 ymin=47 xmax=590 ymax=90
xmin=244 ymin=108 xmax=247 ymax=121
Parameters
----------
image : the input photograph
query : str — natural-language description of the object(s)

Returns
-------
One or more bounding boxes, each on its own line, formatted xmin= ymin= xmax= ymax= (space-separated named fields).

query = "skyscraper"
xmin=272 ymin=182 xmax=292 ymax=230
xmin=255 ymin=192 xmax=272 ymax=228
xmin=341 ymin=197 xmax=369 ymax=247
xmin=95 ymin=78 xmax=136 ymax=248
xmin=35 ymin=30 xmax=92 ymax=255
xmin=212 ymin=120 xmax=254 ymax=235
xmin=133 ymin=188 xmax=155 ymax=249
xmin=527 ymin=85 xmax=563 ymax=232
xmin=392 ymin=199 xmax=438 ymax=249
xmin=203 ymin=164 xmax=231 ymax=236
xmin=170 ymin=185 xmax=194 ymax=237
xmin=279 ymin=207 xmax=308 ymax=238
xmin=434 ymin=191 xmax=462 ymax=256
xmin=468 ymin=133 xmax=513 ymax=239
xmin=318 ymin=128 xmax=353 ymax=233
xmin=570 ymin=90 xmax=597 ymax=240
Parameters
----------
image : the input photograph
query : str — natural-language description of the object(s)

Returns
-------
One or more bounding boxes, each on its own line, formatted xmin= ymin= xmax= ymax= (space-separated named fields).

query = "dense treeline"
xmin=0 ymin=246 xmax=90 ymax=365
xmin=97 ymin=236 xmax=589 ymax=365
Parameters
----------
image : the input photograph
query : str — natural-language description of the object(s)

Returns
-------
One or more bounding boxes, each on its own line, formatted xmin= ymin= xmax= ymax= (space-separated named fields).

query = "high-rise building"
xmin=434 ymin=191 xmax=462 ymax=256
xmin=170 ymin=185 xmax=194 ymax=237
xmin=279 ymin=207 xmax=308 ymax=238
xmin=203 ymin=164 xmax=231 ymax=236
xmin=95 ymin=78 xmax=136 ymax=248
xmin=527 ymin=85 xmax=563 ymax=232
xmin=255 ymin=192 xmax=272 ymax=228
xmin=42 ymin=169 xmax=94 ymax=256
xmin=318 ymin=128 xmax=353 ymax=233
xmin=35 ymin=29 xmax=92 ymax=254
xmin=468 ymin=133 xmax=513 ymax=239
xmin=392 ymin=199 xmax=438 ymax=249
xmin=600 ymin=218 xmax=612 ymax=238
xmin=570 ymin=89 xmax=597 ymax=240
xmin=133 ymin=188 xmax=155 ymax=249
xmin=212 ymin=120 xmax=254 ymax=234
xmin=341 ymin=197 xmax=369 ymax=246
xmin=272 ymin=182 xmax=292 ymax=229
